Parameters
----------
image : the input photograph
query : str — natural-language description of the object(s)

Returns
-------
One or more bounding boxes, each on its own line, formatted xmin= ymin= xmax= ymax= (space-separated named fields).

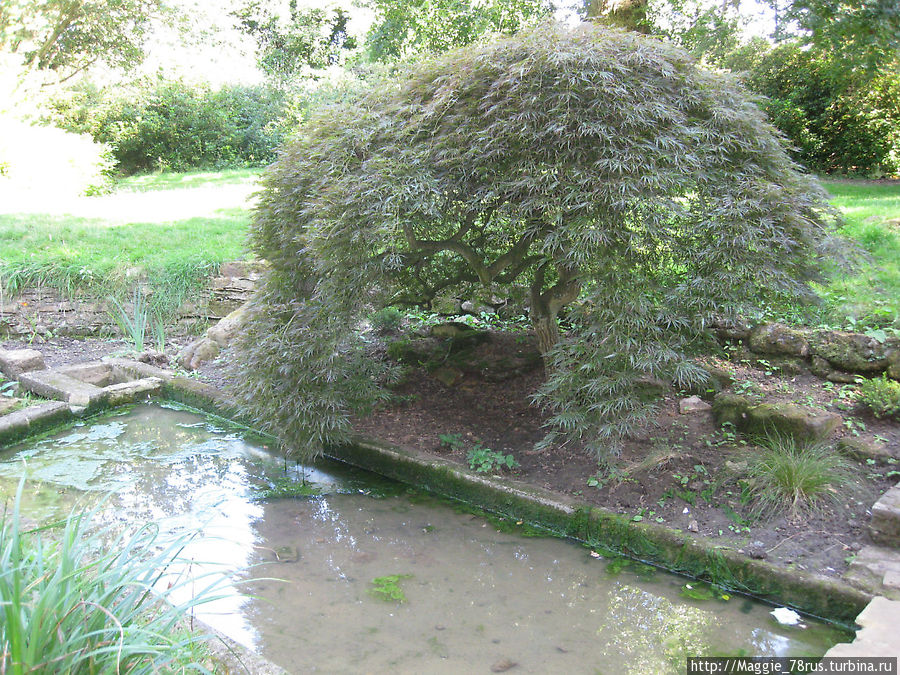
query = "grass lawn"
xmin=820 ymin=179 xmax=900 ymax=328
xmin=0 ymin=168 xmax=259 ymax=317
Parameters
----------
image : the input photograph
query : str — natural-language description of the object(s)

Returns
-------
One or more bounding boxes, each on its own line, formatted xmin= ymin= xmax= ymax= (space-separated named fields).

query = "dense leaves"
xmin=233 ymin=23 xmax=840 ymax=461
xmin=0 ymin=0 xmax=168 ymax=78
xmin=50 ymin=79 xmax=299 ymax=174
xmin=364 ymin=0 xmax=552 ymax=61
xmin=739 ymin=42 xmax=900 ymax=175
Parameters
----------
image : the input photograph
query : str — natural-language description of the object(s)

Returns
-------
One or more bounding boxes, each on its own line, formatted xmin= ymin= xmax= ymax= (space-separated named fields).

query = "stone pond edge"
xmin=159 ymin=375 xmax=870 ymax=627
xmin=0 ymin=368 xmax=873 ymax=627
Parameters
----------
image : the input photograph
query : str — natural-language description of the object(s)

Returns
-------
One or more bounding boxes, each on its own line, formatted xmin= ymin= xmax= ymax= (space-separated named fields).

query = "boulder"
xmin=0 ymin=348 xmax=46 ymax=378
xmin=837 ymin=437 xmax=893 ymax=463
xmin=747 ymin=323 xmax=809 ymax=357
xmin=887 ymin=347 xmax=900 ymax=381
xmin=431 ymin=295 xmax=461 ymax=315
xmin=870 ymin=486 xmax=900 ymax=548
xmin=679 ymin=396 xmax=711 ymax=414
xmin=743 ymin=403 xmax=841 ymax=442
xmin=177 ymin=337 xmax=220 ymax=371
xmin=711 ymin=393 xmax=753 ymax=428
xmin=207 ymin=303 xmax=250 ymax=348
xmin=809 ymin=330 xmax=889 ymax=374
xmin=176 ymin=302 xmax=250 ymax=371
xmin=712 ymin=393 xmax=841 ymax=443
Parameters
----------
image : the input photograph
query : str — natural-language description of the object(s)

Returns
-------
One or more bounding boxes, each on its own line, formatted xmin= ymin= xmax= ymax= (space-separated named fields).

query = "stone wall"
xmin=0 ymin=261 xmax=261 ymax=339
xmin=715 ymin=321 xmax=900 ymax=382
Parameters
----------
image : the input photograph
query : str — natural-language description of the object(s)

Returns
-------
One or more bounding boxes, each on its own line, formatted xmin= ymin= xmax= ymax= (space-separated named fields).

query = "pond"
xmin=0 ymin=403 xmax=850 ymax=673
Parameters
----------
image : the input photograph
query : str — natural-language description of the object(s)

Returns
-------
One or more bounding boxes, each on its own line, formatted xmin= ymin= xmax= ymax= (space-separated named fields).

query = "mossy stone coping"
xmin=160 ymin=376 xmax=870 ymax=626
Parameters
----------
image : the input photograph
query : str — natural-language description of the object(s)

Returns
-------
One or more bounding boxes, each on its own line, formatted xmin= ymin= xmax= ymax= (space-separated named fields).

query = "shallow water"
xmin=0 ymin=404 xmax=850 ymax=673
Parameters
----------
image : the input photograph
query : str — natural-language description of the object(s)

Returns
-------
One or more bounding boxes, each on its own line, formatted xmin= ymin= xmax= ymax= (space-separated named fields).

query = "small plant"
xmin=368 ymin=574 xmax=412 ymax=603
xmin=371 ymin=306 xmax=403 ymax=333
xmin=438 ymin=433 xmax=465 ymax=452
xmin=255 ymin=475 xmax=323 ymax=500
xmin=108 ymin=287 xmax=149 ymax=352
xmin=466 ymin=445 xmax=519 ymax=473
xmin=746 ymin=434 xmax=849 ymax=519
xmin=151 ymin=317 xmax=166 ymax=353
xmin=0 ymin=481 xmax=216 ymax=673
xmin=858 ymin=375 xmax=900 ymax=419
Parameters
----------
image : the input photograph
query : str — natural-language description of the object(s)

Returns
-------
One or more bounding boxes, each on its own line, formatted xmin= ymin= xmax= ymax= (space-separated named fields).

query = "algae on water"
xmin=368 ymin=574 xmax=413 ymax=603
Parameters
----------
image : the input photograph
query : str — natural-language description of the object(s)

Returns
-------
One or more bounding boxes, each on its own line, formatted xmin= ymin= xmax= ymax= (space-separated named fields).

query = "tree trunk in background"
xmin=532 ymin=313 xmax=560 ymax=357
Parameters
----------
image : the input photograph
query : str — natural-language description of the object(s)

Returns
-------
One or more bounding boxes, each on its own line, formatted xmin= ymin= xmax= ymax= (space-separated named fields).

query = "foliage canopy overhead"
xmin=233 ymin=22 xmax=840 ymax=461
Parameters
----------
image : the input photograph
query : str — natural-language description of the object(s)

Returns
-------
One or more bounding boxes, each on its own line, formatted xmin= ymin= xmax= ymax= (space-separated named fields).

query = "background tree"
xmin=233 ymin=0 xmax=357 ymax=81
xmin=0 ymin=0 xmax=169 ymax=80
xmin=231 ymin=22 xmax=840 ymax=462
xmin=363 ymin=0 xmax=552 ymax=61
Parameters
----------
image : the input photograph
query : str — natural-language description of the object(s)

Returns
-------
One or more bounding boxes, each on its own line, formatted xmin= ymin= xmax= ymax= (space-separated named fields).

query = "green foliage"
xmin=108 ymin=287 xmax=151 ymax=352
xmin=365 ymin=0 xmax=552 ymax=61
xmin=0 ymin=168 xmax=254 ymax=319
xmin=746 ymin=434 xmax=849 ymax=519
xmin=233 ymin=1 xmax=357 ymax=80
xmin=0 ymin=483 xmax=214 ymax=673
xmin=234 ymin=22 xmax=841 ymax=462
xmin=821 ymin=179 xmax=900 ymax=325
xmin=785 ymin=0 xmax=900 ymax=72
xmin=50 ymin=79 xmax=299 ymax=174
xmin=738 ymin=41 xmax=900 ymax=175
xmin=438 ymin=432 xmax=465 ymax=451
xmin=368 ymin=574 xmax=412 ymax=603
xmin=858 ymin=375 xmax=900 ymax=419
xmin=0 ymin=0 xmax=170 ymax=77
xmin=255 ymin=475 xmax=324 ymax=500
xmin=371 ymin=306 xmax=403 ymax=333
xmin=466 ymin=445 xmax=519 ymax=473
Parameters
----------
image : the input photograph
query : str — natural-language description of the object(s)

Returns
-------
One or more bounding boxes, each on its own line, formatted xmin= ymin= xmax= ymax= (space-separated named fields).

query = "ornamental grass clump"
xmin=0 ymin=485 xmax=216 ymax=674
xmin=746 ymin=434 xmax=849 ymax=520
xmin=232 ymin=21 xmax=845 ymax=462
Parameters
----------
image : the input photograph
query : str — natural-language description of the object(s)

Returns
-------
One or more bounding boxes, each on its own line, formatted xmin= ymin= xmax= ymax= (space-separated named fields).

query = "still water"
xmin=0 ymin=403 xmax=849 ymax=673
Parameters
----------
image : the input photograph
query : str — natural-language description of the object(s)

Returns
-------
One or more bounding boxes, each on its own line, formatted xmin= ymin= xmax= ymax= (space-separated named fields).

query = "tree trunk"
xmin=531 ymin=312 xmax=559 ymax=356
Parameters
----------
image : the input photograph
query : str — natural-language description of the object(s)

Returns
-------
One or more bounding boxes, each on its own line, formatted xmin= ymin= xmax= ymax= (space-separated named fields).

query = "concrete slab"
xmin=0 ymin=401 xmax=72 ymax=446
xmin=56 ymin=361 xmax=115 ymax=387
xmin=870 ymin=486 xmax=900 ymax=547
xmin=825 ymin=596 xmax=900 ymax=658
xmin=0 ymin=348 xmax=46 ymax=378
xmin=18 ymin=369 xmax=107 ymax=409
xmin=843 ymin=545 xmax=900 ymax=601
xmin=102 ymin=357 xmax=175 ymax=382
xmin=104 ymin=377 xmax=163 ymax=406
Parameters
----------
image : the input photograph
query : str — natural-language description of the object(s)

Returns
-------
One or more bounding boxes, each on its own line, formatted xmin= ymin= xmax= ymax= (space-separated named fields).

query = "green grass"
xmin=0 ymin=168 xmax=260 ymax=320
xmin=746 ymin=433 xmax=849 ymax=520
xmin=820 ymin=179 xmax=900 ymax=327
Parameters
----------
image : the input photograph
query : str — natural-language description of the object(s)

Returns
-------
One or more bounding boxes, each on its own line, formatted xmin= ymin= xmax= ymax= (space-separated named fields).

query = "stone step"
xmin=869 ymin=485 xmax=900 ymax=548
xmin=825 ymin=596 xmax=900 ymax=658
xmin=843 ymin=545 xmax=900 ymax=600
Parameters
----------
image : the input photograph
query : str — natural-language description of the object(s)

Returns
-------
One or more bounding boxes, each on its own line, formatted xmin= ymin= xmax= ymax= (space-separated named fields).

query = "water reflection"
xmin=0 ymin=404 xmax=849 ymax=674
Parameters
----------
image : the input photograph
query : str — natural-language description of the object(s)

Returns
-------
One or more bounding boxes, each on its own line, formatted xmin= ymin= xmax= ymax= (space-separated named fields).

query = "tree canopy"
xmin=231 ymin=22 xmax=840 ymax=462
xmin=0 ymin=0 xmax=168 ymax=79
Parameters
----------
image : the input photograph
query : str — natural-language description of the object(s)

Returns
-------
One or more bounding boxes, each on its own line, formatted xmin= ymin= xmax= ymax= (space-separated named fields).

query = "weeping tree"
xmin=231 ymin=22 xmax=840 ymax=462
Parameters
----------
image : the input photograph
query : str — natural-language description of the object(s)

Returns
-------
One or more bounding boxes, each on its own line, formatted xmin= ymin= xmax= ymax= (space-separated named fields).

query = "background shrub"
xmin=737 ymin=42 xmax=900 ymax=176
xmin=50 ymin=79 xmax=303 ymax=175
